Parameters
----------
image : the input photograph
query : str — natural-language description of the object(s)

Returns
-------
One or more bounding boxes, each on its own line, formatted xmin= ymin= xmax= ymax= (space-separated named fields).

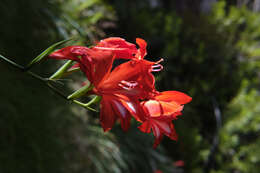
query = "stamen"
xmin=155 ymin=58 xmax=164 ymax=64
xmin=152 ymin=64 xmax=163 ymax=72
xmin=118 ymin=80 xmax=138 ymax=90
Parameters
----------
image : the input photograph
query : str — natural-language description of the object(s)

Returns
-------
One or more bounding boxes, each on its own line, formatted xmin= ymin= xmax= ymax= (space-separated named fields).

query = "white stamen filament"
xmin=118 ymin=80 xmax=138 ymax=90
xmin=152 ymin=64 xmax=163 ymax=72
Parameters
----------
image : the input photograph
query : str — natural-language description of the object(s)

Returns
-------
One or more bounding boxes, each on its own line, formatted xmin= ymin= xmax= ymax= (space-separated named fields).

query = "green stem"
xmin=47 ymin=83 xmax=68 ymax=100
xmin=1 ymin=54 xmax=99 ymax=112
xmin=0 ymin=54 xmax=25 ymax=70
xmin=0 ymin=54 xmax=48 ymax=82
xmin=27 ymin=71 xmax=48 ymax=82
xmin=72 ymin=100 xmax=98 ymax=112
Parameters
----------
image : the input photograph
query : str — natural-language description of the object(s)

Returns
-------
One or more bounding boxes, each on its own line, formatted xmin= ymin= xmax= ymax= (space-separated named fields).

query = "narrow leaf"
xmin=26 ymin=38 xmax=74 ymax=70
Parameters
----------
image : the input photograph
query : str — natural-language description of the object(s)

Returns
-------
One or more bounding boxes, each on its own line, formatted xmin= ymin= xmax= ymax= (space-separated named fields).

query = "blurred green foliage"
xmin=1 ymin=0 xmax=260 ymax=173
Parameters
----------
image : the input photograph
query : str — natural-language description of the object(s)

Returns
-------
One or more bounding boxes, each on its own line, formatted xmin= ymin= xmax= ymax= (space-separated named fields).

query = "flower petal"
xmin=99 ymin=60 xmax=156 ymax=98
xmin=110 ymin=97 xmax=132 ymax=131
xmin=85 ymin=49 xmax=115 ymax=86
xmin=48 ymin=46 xmax=89 ymax=61
xmin=94 ymin=37 xmax=137 ymax=59
xmin=138 ymin=120 xmax=152 ymax=133
xmin=136 ymin=38 xmax=147 ymax=59
xmin=142 ymin=100 xmax=183 ymax=118
xmin=101 ymin=94 xmax=134 ymax=131
xmin=151 ymin=123 xmax=164 ymax=148
xmin=100 ymin=97 xmax=117 ymax=132
xmin=155 ymin=91 xmax=192 ymax=105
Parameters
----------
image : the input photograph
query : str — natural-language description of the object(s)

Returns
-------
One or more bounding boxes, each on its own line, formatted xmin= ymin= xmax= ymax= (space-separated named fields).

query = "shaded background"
xmin=1 ymin=0 xmax=260 ymax=172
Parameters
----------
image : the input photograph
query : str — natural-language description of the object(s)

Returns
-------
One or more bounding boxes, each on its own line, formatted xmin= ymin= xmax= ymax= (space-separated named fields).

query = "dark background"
xmin=1 ymin=0 xmax=260 ymax=172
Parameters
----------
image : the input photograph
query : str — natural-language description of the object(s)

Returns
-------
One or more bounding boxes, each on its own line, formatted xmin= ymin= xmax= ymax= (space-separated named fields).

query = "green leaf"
xmin=25 ymin=38 xmax=74 ymax=70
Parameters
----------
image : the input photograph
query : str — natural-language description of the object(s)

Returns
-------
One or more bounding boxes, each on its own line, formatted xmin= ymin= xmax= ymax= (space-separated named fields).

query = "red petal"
xmin=99 ymin=60 xmax=155 ymax=98
xmin=100 ymin=97 xmax=117 ymax=132
xmin=150 ymin=119 xmax=178 ymax=148
xmin=143 ymin=100 xmax=183 ymax=118
xmin=118 ymin=96 xmax=144 ymax=122
xmin=136 ymin=38 xmax=147 ymax=59
xmin=101 ymin=94 xmax=133 ymax=131
xmin=111 ymin=99 xmax=132 ymax=131
xmin=143 ymin=100 xmax=161 ymax=117
xmin=94 ymin=37 xmax=137 ymax=59
xmin=160 ymin=101 xmax=183 ymax=117
xmin=155 ymin=91 xmax=192 ymax=105
xmin=85 ymin=49 xmax=115 ymax=87
xmin=48 ymin=46 xmax=89 ymax=61
xmin=151 ymin=123 xmax=164 ymax=148
xmin=138 ymin=120 xmax=152 ymax=133
xmin=155 ymin=120 xmax=178 ymax=140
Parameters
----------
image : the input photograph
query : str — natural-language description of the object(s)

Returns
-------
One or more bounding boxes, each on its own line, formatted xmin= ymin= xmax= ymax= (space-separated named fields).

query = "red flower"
xmin=92 ymin=38 xmax=164 ymax=131
xmin=173 ymin=160 xmax=185 ymax=167
xmin=138 ymin=91 xmax=192 ymax=148
xmin=94 ymin=55 xmax=159 ymax=131
xmin=154 ymin=170 xmax=163 ymax=173
xmin=48 ymin=37 xmax=192 ymax=147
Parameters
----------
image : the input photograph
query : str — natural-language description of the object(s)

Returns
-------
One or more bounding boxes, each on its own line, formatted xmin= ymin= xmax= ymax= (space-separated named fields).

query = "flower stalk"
xmin=0 ymin=53 xmax=98 ymax=112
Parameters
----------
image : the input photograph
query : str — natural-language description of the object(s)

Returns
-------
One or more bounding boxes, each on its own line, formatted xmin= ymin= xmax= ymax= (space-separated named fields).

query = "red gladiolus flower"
xmin=48 ymin=37 xmax=192 ymax=148
xmin=48 ymin=42 xmax=155 ymax=131
xmin=93 ymin=55 xmax=160 ymax=131
xmin=138 ymin=91 xmax=192 ymax=148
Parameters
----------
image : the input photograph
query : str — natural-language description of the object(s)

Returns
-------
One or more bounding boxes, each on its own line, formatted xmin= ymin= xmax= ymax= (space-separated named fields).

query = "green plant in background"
xmin=2 ymin=0 xmax=260 ymax=172
xmin=212 ymin=80 xmax=260 ymax=173
xmin=208 ymin=1 xmax=260 ymax=173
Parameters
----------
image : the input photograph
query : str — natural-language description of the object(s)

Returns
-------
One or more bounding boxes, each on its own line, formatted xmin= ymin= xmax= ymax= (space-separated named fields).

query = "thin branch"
xmin=0 ymin=54 xmax=98 ymax=112
xmin=0 ymin=54 xmax=25 ymax=71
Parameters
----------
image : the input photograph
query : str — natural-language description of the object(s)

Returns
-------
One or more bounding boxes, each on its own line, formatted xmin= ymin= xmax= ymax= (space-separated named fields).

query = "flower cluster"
xmin=49 ymin=37 xmax=192 ymax=148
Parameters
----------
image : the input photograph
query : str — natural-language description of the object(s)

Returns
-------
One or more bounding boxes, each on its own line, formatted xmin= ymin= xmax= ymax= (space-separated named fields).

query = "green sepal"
xmin=25 ymin=38 xmax=73 ymax=70
xmin=49 ymin=60 xmax=73 ymax=80
xmin=68 ymin=83 xmax=94 ymax=100
xmin=85 ymin=95 xmax=102 ymax=107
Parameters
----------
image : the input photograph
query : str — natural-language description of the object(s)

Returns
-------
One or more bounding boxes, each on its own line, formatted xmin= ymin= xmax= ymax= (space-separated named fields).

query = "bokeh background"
xmin=1 ymin=0 xmax=260 ymax=172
